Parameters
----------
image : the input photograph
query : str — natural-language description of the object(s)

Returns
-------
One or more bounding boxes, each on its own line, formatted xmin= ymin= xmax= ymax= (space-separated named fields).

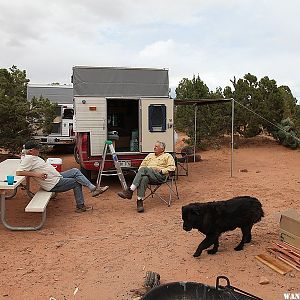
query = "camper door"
xmin=74 ymin=97 xmax=107 ymax=156
xmin=141 ymin=98 xmax=174 ymax=152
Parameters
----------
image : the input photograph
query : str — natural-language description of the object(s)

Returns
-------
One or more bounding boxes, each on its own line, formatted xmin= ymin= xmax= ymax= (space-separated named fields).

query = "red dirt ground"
xmin=0 ymin=136 xmax=299 ymax=300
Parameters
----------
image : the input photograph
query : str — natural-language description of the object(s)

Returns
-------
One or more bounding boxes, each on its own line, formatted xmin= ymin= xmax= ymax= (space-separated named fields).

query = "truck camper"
xmin=72 ymin=66 xmax=174 ymax=178
xmin=27 ymin=84 xmax=75 ymax=146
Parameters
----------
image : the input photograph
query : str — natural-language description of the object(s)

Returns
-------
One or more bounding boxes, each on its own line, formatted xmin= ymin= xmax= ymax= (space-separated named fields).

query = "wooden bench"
xmin=23 ymin=190 xmax=53 ymax=230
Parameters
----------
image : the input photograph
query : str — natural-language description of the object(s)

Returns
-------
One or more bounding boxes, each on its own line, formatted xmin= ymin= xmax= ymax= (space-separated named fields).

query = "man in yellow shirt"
xmin=117 ymin=141 xmax=176 ymax=212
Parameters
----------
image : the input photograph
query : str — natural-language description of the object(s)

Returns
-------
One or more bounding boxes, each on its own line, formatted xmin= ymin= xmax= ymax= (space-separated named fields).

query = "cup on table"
xmin=7 ymin=175 xmax=15 ymax=185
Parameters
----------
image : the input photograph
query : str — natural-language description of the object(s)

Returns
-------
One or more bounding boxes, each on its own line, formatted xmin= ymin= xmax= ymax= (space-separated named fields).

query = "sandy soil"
xmin=0 ymin=137 xmax=299 ymax=300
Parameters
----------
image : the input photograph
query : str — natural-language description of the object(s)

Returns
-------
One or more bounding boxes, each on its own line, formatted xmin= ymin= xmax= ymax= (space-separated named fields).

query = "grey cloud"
xmin=0 ymin=0 xmax=299 ymax=99
xmin=0 ymin=2 xmax=50 ymax=46
xmin=7 ymin=38 xmax=24 ymax=48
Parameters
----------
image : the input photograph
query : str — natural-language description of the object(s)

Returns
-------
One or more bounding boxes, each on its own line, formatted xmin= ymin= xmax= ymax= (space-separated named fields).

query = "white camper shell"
xmin=27 ymin=84 xmax=75 ymax=146
xmin=73 ymin=66 xmax=174 ymax=175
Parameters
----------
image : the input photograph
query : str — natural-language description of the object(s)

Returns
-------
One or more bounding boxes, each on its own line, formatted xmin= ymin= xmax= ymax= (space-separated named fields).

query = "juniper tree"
xmin=0 ymin=66 xmax=57 ymax=153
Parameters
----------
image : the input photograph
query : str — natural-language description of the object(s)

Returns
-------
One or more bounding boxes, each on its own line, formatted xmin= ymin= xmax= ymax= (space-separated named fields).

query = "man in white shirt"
xmin=16 ymin=141 xmax=108 ymax=213
xmin=117 ymin=141 xmax=176 ymax=213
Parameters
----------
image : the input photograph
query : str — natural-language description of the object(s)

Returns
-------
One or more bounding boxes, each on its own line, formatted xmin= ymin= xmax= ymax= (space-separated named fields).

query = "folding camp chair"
xmin=175 ymin=152 xmax=188 ymax=179
xmin=144 ymin=171 xmax=179 ymax=207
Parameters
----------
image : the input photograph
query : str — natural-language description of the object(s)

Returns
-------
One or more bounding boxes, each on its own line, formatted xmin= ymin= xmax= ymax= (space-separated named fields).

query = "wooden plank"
xmin=271 ymin=245 xmax=300 ymax=264
xmin=276 ymin=242 xmax=300 ymax=257
xmin=255 ymin=253 xmax=292 ymax=275
xmin=267 ymin=248 xmax=300 ymax=271
xmin=278 ymin=256 xmax=300 ymax=272
xmin=272 ymin=250 xmax=300 ymax=268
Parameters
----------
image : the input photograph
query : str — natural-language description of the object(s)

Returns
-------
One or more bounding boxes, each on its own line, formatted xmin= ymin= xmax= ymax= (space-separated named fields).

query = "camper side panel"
xmin=141 ymin=98 xmax=174 ymax=152
xmin=74 ymin=97 xmax=106 ymax=155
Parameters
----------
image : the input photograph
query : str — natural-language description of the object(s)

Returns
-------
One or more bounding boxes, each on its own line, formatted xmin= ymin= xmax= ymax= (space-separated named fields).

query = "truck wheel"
xmin=80 ymin=166 xmax=91 ymax=181
xmin=74 ymin=146 xmax=80 ymax=164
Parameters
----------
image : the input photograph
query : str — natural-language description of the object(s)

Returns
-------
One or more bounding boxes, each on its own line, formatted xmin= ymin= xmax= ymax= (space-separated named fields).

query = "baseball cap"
xmin=24 ymin=140 xmax=41 ymax=150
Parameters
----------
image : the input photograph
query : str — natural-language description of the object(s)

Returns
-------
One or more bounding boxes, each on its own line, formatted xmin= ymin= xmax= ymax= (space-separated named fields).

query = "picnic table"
xmin=0 ymin=158 xmax=52 ymax=231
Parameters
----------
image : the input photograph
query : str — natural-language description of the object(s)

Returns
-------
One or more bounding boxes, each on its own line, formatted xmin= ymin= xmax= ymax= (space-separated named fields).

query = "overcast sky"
xmin=1 ymin=0 xmax=299 ymax=99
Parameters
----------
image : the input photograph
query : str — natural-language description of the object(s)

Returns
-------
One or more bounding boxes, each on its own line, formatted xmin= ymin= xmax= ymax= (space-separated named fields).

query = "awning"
xmin=174 ymin=97 xmax=235 ymax=177
xmin=174 ymin=98 xmax=232 ymax=106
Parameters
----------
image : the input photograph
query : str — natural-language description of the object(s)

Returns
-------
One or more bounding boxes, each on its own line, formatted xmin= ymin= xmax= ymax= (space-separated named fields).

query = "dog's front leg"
xmin=193 ymin=234 xmax=216 ymax=257
xmin=235 ymin=225 xmax=252 ymax=251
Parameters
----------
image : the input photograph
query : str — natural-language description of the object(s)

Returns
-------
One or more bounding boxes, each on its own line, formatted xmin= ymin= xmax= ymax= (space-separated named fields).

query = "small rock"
xmin=240 ymin=169 xmax=248 ymax=172
xmin=289 ymin=273 xmax=295 ymax=278
xmin=56 ymin=241 xmax=65 ymax=249
xmin=259 ymin=277 xmax=269 ymax=285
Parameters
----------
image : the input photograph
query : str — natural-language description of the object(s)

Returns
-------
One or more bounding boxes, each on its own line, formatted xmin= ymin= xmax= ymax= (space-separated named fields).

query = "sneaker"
xmin=137 ymin=199 xmax=144 ymax=213
xmin=117 ymin=188 xmax=133 ymax=199
xmin=91 ymin=186 xmax=109 ymax=197
xmin=75 ymin=204 xmax=93 ymax=213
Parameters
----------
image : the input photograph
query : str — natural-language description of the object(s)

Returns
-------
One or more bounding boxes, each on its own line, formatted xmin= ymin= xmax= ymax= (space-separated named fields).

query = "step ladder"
xmin=96 ymin=140 xmax=128 ymax=191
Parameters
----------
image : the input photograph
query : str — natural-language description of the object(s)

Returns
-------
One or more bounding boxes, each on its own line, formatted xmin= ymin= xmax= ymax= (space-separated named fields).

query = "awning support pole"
xmin=231 ymin=98 xmax=234 ymax=177
xmin=194 ymin=105 xmax=197 ymax=162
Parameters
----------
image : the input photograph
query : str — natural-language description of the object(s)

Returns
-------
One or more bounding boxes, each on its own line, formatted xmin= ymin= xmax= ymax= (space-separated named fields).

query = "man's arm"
xmin=160 ymin=154 xmax=176 ymax=175
xmin=16 ymin=170 xmax=47 ymax=179
xmin=17 ymin=155 xmax=47 ymax=179
xmin=138 ymin=153 xmax=151 ymax=169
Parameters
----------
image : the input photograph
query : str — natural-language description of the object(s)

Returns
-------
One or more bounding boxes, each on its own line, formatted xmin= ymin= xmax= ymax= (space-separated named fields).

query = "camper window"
xmin=148 ymin=104 xmax=166 ymax=132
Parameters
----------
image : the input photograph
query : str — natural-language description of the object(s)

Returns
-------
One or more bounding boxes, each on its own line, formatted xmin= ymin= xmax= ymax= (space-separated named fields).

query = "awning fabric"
xmin=174 ymin=98 xmax=232 ymax=106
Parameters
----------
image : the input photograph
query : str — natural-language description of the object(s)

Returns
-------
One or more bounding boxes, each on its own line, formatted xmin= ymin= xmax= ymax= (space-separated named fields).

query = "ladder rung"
xmin=96 ymin=142 xmax=128 ymax=191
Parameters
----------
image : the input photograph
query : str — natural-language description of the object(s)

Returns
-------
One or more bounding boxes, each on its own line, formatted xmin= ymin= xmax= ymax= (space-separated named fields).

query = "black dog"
xmin=182 ymin=196 xmax=264 ymax=257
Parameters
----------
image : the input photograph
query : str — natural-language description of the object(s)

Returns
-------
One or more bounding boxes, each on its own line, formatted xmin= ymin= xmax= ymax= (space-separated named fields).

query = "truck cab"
xmin=27 ymin=84 xmax=75 ymax=146
xmin=40 ymin=103 xmax=75 ymax=145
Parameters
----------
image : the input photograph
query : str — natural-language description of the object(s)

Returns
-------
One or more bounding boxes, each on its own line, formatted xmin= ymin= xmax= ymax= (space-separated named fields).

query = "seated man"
xmin=16 ymin=140 xmax=109 ymax=213
xmin=117 ymin=141 xmax=176 ymax=213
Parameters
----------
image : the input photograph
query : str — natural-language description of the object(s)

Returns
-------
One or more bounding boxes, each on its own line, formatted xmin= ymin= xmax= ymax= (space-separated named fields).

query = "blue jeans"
xmin=50 ymin=168 xmax=95 ymax=206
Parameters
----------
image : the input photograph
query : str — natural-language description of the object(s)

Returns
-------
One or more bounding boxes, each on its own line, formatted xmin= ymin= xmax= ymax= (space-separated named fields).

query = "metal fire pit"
xmin=142 ymin=276 xmax=262 ymax=300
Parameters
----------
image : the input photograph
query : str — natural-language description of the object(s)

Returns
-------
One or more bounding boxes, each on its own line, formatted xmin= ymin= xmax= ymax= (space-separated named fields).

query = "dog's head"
xmin=182 ymin=203 xmax=213 ymax=233
xmin=182 ymin=204 xmax=199 ymax=231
